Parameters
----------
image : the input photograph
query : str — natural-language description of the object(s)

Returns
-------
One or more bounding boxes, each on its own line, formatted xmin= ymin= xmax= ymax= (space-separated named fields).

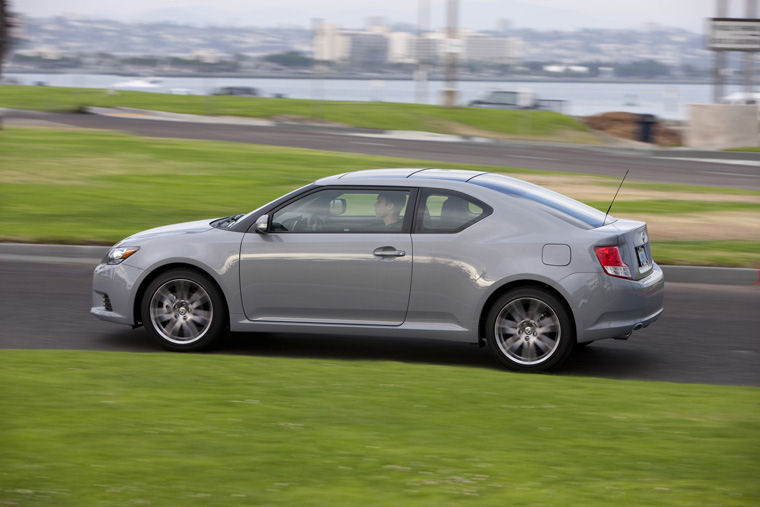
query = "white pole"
xmin=743 ymin=0 xmax=757 ymax=95
xmin=714 ymin=0 xmax=729 ymax=103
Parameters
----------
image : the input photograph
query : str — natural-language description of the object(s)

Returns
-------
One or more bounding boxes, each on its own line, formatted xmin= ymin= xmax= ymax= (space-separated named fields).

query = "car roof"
xmin=315 ymin=168 xmax=487 ymax=185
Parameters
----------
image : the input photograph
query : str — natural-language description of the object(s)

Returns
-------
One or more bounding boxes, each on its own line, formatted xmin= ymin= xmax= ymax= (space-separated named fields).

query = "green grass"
xmin=585 ymin=200 xmax=760 ymax=215
xmin=0 ymin=126 xmax=519 ymax=243
xmin=651 ymin=240 xmax=760 ymax=267
xmin=1 ymin=127 xmax=758 ymax=266
xmin=0 ymin=84 xmax=593 ymax=140
xmin=1 ymin=350 xmax=758 ymax=506
xmin=726 ymin=147 xmax=760 ymax=152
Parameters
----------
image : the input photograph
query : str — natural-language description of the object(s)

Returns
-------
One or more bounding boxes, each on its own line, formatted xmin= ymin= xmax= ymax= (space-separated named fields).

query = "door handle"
xmin=373 ymin=246 xmax=406 ymax=257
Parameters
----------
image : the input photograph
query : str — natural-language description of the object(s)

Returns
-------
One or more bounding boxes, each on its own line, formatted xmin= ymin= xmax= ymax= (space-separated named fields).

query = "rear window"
xmin=471 ymin=173 xmax=610 ymax=228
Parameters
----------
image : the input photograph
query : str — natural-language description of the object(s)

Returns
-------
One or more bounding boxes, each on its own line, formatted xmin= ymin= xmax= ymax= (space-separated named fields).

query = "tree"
xmin=0 ymin=0 xmax=15 ymax=130
xmin=0 ymin=0 xmax=15 ymax=79
xmin=614 ymin=60 xmax=670 ymax=79
xmin=262 ymin=51 xmax=312 ymax=68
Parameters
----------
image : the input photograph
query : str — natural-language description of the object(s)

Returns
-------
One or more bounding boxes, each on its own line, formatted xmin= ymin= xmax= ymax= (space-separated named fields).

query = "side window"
xmin=271 ymin=189 xmax=411 ymax=233
xmin=416 ymin=190 xmax=489 ymax=233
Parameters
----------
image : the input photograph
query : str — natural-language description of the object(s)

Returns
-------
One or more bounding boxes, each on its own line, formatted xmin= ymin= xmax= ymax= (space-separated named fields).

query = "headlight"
xmin=106 ymin=246 xmax=140 ymax=265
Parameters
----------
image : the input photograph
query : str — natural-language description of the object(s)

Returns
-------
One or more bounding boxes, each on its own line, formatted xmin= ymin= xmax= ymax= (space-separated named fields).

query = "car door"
xmin=239 ymin=187 xmax=415 ymax=326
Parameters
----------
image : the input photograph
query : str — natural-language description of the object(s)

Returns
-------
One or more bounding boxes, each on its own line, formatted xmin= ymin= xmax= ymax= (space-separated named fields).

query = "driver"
xmin=374 ymin=192 xmax=406 ymax=231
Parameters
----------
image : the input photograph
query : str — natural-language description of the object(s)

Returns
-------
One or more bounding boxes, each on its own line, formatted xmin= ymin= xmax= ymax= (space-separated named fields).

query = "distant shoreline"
xmin=5 ymin=68 xmax=726 ymax=86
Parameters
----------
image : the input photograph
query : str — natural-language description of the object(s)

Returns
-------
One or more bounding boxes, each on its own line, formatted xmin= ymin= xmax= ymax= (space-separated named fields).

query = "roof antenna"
xmin=604 ymin=169 xmax=629 ymax=226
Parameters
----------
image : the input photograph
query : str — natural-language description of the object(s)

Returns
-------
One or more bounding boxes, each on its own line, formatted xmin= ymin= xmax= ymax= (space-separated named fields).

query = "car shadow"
xmin=215 ymin=332 xmax=502 ymax=370
xmin=99 ymin=329 xmax=661 ymax=381
xmin=562 ymin=342 xmax=664 ymax=381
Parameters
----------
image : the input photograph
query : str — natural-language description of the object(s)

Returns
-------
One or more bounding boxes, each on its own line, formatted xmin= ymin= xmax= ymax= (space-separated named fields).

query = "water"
xmin=6 ymin=72 xmax=744 ymax=120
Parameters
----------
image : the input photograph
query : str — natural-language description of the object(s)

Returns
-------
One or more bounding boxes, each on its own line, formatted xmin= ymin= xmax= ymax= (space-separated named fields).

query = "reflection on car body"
xmin=91 ymin=168 xmax=664 ymax=371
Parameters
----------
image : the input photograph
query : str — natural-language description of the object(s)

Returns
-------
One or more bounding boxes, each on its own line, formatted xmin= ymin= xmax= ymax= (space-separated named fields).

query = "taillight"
xmin=594 ymin=245 xmax=632 ymax=279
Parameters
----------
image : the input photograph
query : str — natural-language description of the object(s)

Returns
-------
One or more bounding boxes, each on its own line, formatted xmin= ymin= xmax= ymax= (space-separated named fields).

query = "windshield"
xmin=470 ymin=173 xmax=611 ymax=228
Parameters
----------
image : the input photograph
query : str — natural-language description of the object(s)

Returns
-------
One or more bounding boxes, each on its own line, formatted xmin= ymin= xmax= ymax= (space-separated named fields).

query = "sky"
xmin=15 ymin=0 xmax=740 ymax=33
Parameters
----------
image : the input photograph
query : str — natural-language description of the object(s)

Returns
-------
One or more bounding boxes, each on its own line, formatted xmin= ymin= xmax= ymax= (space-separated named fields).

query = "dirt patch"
xmin=510 ymin=173 xmax=760 ymax=203
xmin=583 ymin=112 xmax=682 ymax=146
xmin=619 ymin=211 xmax=760 ymax=241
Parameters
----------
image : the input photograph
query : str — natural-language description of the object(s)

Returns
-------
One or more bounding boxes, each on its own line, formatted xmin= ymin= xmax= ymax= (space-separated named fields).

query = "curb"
xmin=78 ymin=107 xmax=760 ymax=156
xmin=6 ymin=108 xmax=760 ymax=157
xmin=84 ymin=106 xmax=275 ymax=127
xmin=1 ymin=243 xmax=757 ymax=286
xmin=660 ymin=265 xmax=759 ymax=286
xmin=0 ymin=243 xmax=108 ymax=265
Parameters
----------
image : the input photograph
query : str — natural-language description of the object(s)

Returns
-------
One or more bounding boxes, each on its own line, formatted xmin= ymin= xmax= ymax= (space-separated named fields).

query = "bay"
xmin=6 ymin=72 xmax=744 ymax=120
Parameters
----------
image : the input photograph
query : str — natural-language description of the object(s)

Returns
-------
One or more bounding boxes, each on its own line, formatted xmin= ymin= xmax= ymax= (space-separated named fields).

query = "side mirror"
xmin=329 ymin=198 xmax=347 ymax=216
xmin=254 ymin=214 xmax=269 ymax=233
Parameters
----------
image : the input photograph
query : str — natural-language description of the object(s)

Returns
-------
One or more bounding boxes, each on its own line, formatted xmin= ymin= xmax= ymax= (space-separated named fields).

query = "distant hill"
xmin=10 ymin=15 xmax=710 ymax=71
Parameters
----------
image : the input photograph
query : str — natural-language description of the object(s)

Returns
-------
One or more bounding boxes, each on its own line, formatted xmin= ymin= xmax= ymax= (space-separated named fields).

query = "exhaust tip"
xmin=613 ymin=330 xmax=632 ymax=340
xmin=633 ymin=323 xmax=644 ymax=331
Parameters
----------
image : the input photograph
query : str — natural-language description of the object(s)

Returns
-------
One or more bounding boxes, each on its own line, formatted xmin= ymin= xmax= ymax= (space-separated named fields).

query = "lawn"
xmin=0 ymin=84 xmax=597 ymax=142
xmin=1 ymin=127 xmax=758 ymax=266
xmin=651 ymin=240 xmax=760 ymax=267
xmin=1 ymin=350 xmax=758 ymax=505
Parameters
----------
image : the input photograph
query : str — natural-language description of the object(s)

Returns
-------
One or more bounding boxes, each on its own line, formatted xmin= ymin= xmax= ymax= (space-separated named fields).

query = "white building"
xmin=388 ymin=32 xmax=415 ymax=64
xmin=317 ymin=24 xmax=526 ymax=67
xmin=314 ymin=24 xmax=388 ymax=67
xmin=313 ymin=24 xmax=350 ymax=62
xmin=190 ymin=49 xmax=227 ymax=63
xmin=463 ymin=34 xmax=523 ymax=65
xmin=506 ymin=37 xmax=523 ymax=65
xmin=543 ymin=64 xmax=590 ymax=74
xmin=346 ymin=32 xmax=388 ymax=67
xmin=414 ymin=32 xmax=445 ymax=64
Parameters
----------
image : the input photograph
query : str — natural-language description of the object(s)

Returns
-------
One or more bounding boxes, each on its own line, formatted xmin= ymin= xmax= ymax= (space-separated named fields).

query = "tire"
xmin=141 ymin=268 xmax=226 ymax=351
xmin=485 ymin=287 xmax=575 ymax=372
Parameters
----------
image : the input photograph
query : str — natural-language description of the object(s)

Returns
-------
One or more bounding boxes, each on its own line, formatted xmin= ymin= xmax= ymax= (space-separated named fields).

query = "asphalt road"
xmin=6 ymin=110 xmax=760 ymax=190
xmin=1 ymin=259 xmax=758 ymax=387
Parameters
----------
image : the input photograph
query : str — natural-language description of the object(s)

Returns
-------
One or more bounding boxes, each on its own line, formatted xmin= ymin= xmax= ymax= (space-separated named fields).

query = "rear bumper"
xmin=561 ymin=263 xmax=665 ymax=343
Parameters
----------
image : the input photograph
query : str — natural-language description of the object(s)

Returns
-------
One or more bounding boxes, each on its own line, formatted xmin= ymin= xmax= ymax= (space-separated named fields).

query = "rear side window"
xmin=415 ymin=190 xmax=490 ymax=233
xmin=471 ymin=173 xmax=609 ymax=228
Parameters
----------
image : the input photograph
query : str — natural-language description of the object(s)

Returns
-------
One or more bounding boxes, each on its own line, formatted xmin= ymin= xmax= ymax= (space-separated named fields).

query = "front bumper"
xmin=90 ymin=262 xmax=144 ymax=326
xmin=562 ymin=263 xmax=665 ymax=343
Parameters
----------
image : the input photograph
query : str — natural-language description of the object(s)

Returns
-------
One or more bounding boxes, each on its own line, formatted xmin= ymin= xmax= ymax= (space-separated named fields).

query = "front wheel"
xmin=486 ymin=287 xmax=575 ymax=372
xmin=141 ymin=269 xmax=226 ymax=351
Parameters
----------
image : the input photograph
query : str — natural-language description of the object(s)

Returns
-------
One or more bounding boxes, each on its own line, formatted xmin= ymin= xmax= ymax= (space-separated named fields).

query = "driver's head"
xmin=375 ymin=192 xmax=406 ymax=222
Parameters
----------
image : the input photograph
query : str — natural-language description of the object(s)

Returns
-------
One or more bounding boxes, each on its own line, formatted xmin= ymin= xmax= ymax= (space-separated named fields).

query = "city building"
xmin=313 ymin=23 xmax=350 ymax=62
xmin=463 ymin=34 xmax=523 ymax=65
xmin=388 ymin=32 xmax=415 ymax=64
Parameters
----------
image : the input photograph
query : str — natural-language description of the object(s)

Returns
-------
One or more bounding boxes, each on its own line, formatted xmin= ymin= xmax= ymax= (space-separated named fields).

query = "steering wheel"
xmin=305 ymin=214 xmax=326 ymax=232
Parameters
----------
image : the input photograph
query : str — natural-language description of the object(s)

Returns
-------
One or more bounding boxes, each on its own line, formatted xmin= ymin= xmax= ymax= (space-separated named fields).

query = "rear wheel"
xmin=486 ymin=287 xmax=574 ymax=372
xmin=141 ymin=269 xmax=226 ymax=351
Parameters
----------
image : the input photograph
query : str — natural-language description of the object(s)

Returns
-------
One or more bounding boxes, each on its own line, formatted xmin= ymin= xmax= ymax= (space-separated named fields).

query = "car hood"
xmin=117 ymin=219 xmax=214 ymax=245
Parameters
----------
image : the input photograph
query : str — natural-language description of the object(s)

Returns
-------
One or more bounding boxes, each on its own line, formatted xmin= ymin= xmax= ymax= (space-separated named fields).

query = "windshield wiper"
xmin=212 ymin=214 xmax=245 ymax=229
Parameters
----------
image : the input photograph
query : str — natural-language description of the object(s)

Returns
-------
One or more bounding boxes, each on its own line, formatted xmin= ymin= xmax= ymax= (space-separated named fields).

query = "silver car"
xmin=91 ymin=169 xmax=664 ymax=371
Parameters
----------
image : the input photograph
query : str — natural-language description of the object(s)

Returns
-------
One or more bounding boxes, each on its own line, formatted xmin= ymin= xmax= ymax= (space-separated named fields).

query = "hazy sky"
xmin=16 ymin=0 xmax=741 ymax=32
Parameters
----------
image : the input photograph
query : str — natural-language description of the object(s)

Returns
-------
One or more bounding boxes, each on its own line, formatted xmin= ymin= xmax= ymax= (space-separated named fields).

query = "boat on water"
xmin=722 ymin=91 xmax=760 ymax=106
xmin=210 ymin=86 xmax=259 ymax=97
xmin=110 ymin=78 xmax=196 ymax=95
xmin=111 ymin=77 xmax=164 ymax=90
xmin=468 ymin=90 xmax=566 ymax=114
